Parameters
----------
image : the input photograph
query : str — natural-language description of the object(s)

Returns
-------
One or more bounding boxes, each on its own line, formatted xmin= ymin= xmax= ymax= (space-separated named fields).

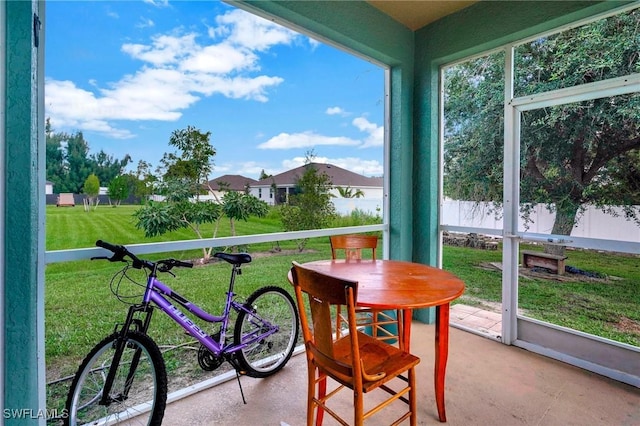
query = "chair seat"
xmin=328 ymin=331 xmax=420 ymax=392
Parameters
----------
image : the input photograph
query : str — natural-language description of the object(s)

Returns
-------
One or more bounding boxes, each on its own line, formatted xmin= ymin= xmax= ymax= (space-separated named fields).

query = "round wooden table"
xmin=293 ymin=259 xmax=465 ymax=422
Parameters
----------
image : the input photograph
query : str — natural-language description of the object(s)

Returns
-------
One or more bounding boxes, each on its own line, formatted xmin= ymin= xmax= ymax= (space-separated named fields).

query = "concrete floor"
xmin=161 ymin=323 xmax=640 ymax=425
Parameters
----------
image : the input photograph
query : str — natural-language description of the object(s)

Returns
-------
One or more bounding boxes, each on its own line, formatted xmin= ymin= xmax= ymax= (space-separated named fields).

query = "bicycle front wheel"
xmin=64 ymin=331 xmax=167 ymax=426
xmin=234 ymin=286 xmax=299 ymax=378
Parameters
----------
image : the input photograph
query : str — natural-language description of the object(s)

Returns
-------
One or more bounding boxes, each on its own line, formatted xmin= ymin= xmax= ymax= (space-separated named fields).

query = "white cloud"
xmin=280 ymin=156 xmax=383 ymax=176
xmin=97 ymin=69 xmax=198 ymax=119
xmin=258 ymin=131 xmax=360 ymax=149
xmin=326 ymin=106 xmax=350 ymax=116
xmin=327 ymin=157 xmax=383 ymax=176
xmin=235 ymin=161 xmax=269 ymax=177
xmin=45 ymin=79 xmax=137 ymax=139
xmin=212 ymin=161 xmax=283 ymax=179
xmin=281 ymin=156 xmax=308 ymax=170
xmin=307 ymin=37 xmax=321 ymax=50
xmin=212 ymin=9 xmax=297 ymax=51
xmin=143 ymin=0 xmax=169 ymax=7
xmin=136 ymin=17 xmax=155 ymax=29
xmin=190 ymin=75 xmax=284 ymax=102
xmin=257 ymin=115 xmax=382 ymax=151
xmin=47 ymin=10 xmax=300 ymax=139
xmin=218 ymin=153 xmax=383 ymax=179
xmin=122 ymin=33 xmax=199 ymax=67
xmin=211 ymin=163 xmax=232 ymax=174
xmin=353 ymin=116 xmax=383 ymax=148
xmin=181 ymin=42 xmax=258 ymax=74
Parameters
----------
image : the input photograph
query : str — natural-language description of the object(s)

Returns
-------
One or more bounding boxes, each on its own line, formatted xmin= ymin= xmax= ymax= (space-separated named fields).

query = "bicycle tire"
xmin=234 ymin=286 xmax=299 ymax=378
xmin=64 ymin=331 xmax=167 ymax=426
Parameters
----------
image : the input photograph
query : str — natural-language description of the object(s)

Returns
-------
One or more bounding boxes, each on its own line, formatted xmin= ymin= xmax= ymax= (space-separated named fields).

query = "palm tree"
xmin=336 ymin=185 xmax=364 ymax=198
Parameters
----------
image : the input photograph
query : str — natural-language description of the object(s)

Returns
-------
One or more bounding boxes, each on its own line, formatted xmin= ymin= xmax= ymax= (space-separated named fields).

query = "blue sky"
xmin=45 ymin=0 xmax=385 ymax=180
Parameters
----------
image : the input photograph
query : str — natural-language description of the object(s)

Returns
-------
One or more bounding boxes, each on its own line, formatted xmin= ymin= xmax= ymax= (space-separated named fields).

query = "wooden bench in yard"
xmin=56 ymin=193 xmax=75 ymax=207
xmin=521 ymin=250 xmax=567 ymax=275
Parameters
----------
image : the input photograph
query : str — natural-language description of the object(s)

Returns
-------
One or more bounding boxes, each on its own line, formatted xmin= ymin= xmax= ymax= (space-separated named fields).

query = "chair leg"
xmin=396 ymin=309 xmax=404 ymax=350
xmin=409 ymin=367 xmax=417 ymax=426
xmin=308 ymin=367 xmax=318 ymax=426
xmin=354 ymin=387 xmax=364 ymax=426
xmin=315 ymin=375 xmax=327 ymax=426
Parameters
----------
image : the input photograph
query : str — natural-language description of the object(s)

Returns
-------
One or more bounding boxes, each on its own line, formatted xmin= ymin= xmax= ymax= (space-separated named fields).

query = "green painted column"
xmin=387 ymin=64 xmax=414 ymax=262
xmin=4 ymin=0 xmax=45 ymax=423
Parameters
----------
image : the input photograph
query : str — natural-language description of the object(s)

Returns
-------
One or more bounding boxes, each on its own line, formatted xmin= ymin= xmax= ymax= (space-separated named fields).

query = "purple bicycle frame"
xmin=142 ymin=276 xmax=277 ymax=357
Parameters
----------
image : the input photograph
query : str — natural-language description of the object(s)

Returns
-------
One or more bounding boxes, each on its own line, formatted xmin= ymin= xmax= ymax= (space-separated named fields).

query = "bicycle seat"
xmin=214 ymin=252 xmax=252 ymax=265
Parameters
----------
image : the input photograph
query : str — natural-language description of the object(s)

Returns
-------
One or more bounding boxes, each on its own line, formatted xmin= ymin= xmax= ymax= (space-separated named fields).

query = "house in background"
xmin=205 ymin=174 xmax=258 ymax=201
xmin=249 ymin=163 xmax=383 ymax=208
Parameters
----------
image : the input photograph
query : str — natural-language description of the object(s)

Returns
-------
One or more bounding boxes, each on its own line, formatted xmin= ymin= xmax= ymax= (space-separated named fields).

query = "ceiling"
xmin=367 ymin=1 xmax=478 ymax=31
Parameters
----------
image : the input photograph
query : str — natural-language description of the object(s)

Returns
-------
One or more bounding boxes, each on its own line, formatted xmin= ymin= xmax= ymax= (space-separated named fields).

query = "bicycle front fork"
xmin=115 ymin=303 xmax=154 ymax=336
xmin=99 ymin=304 xmax=154 ymax=406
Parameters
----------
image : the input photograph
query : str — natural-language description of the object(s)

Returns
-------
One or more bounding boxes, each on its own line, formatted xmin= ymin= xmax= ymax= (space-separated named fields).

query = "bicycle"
xmin=64 ymin=240 xmax=299 ymax=426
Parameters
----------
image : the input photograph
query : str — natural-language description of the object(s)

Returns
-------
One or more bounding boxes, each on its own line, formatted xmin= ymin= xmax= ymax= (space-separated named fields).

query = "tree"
xmin=63 ymin=132 xmax=93 ymax=194
xmin=160 ymin=125 xmax=216 ymax=198
xmin=336 ymin=185 xmax=364 ymax=198
xmin=46 ymin=118 xmax=66 ymax=191
xmin=83 ymin=174 xmax=100 ymax=211
xmin=134 ymin=200 xmax=221 ymax=239
xmin=129 ymin=160 xmax=157 ymax=203
xmin=222 ymin=191 xmax=269 ymax=237
xmin=281 ymin=154 xmax=337 ymax=251
xmin=91 ymin=150 xmax=132 ymax=188
xmin=137 ymin=125 xmax=219 ymax=259
xmin=135 ymin=126 xmax=267 ymax=260
xmin=259 ymin=169 xmax=272 ymax=180
xmin=107 ymin=175 xmax=130 ymax=206
xmin=45 ymin=120 xmax=131 ymax=194
xmin=443 ymin=9 xmax=640 ymax=249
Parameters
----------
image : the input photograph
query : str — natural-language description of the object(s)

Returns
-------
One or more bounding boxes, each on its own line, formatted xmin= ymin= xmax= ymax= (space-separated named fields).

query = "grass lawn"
xmin=46 ymin=204 xmax=350 ymax=412
xmin=45 ymin=204 xmax=639 ymax=411
xmin=46 ymin=204 xmax=287 ymax=251
xmin=444 ymin=244 xmax=640 ymax=346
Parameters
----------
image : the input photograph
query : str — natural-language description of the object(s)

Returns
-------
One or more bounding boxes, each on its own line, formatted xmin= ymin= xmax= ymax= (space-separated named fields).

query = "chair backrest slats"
xmin=291 ymin=262 xmax=360 ymax=381
xmin=309 ymin=298 xmax=335 ymax=356
xmin=330 ymin=235 xmax=377 ymax=261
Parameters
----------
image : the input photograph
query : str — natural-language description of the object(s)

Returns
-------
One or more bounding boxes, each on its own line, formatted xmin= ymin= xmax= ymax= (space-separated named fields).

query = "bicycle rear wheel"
xmin=234 ymin=286 xmax=299 ymax=378
xmin=64 ymin=331 xmax=167 ymax=426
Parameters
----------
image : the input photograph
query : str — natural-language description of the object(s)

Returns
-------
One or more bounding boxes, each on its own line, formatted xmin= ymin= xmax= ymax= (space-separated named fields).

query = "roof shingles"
xmin=255 ymin=163 xmax=382 ymax=187
xmin=207 ymin=175 xmax=258 ymax=192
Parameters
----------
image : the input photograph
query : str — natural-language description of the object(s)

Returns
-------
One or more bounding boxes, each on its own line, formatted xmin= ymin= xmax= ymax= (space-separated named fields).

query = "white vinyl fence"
xmin=332 ymin=198 xmax=382 ymax=217
xmin=441 ymin=199 xmax=640 ymax=243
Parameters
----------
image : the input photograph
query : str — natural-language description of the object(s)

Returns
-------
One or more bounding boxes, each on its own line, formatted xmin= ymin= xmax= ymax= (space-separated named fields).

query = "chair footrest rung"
xmin=364 ymin=385 xmax=411 ymax=420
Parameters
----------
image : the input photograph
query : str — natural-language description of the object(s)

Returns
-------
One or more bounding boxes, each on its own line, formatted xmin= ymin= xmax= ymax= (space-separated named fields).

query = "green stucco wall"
xmin=3 ymin=0 xmax=45 ymax=423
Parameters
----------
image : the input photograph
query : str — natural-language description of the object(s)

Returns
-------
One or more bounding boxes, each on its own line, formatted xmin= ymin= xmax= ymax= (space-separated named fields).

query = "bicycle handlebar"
xmin=94 ymin=240 xmax=193 ymax=272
